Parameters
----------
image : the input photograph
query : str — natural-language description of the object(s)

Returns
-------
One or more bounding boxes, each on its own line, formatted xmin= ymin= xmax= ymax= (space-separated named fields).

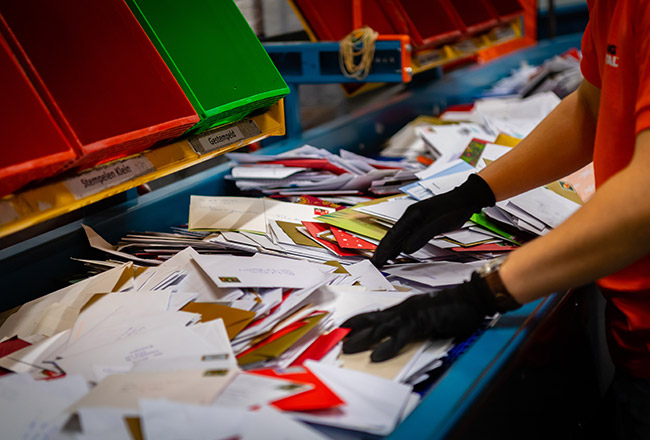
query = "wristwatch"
xmin=476 ymin=256 xmax=521 ymax=312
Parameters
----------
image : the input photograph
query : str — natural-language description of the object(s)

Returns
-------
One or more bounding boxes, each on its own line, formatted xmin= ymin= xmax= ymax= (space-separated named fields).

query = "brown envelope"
xmin=237 ymin=312 xmax=327 ymax=367
xmin=180 ymin=302 xmax=255 ymax=340
xmin=276 ymin=220 xmax=323 ymax=248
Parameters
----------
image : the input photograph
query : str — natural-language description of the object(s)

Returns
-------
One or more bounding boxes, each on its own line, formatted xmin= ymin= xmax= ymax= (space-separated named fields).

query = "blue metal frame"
xmin=1 ymin=34 xmax=584 ymax=439
xmin=264 ymin=40 xmax=410 ymax=138
xmin=389 ymin=296 xmax=558 ymax=439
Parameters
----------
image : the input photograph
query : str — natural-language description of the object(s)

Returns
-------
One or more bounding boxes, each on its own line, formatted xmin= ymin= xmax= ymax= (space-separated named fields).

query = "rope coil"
xmin=339 ymin=26 xmax=378 ymax=81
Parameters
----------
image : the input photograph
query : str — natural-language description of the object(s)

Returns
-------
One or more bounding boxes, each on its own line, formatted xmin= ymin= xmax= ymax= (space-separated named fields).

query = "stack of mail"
xmin=226 ymin=144 xmax=423 ymax=196
xmin=487 ymin=49 xmax=583 ymax=99
xmin=379 ymin=115 xmax=442 ymax=160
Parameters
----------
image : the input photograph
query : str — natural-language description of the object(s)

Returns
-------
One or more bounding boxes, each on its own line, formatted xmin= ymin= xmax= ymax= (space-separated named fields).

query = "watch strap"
xmin=482 ymin=269 xmax=521 ymax=312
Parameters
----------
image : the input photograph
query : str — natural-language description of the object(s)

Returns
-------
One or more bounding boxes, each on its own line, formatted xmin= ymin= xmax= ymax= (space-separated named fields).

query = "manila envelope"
xmin=180 ymin=303 xmax=255 ymax=340
xmin=546 ymin=180 xmax=584 ymax=205
xmin=0 ymin=263 xmax=134 ymax=340
xmin=276 ymin=220 xmax=323 ymax=248
xmin=340 ymin=341 xmax=425 ymax=381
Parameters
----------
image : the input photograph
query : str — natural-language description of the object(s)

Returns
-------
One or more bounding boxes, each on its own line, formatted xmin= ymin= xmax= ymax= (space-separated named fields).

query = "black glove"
xmin=370 ymin=174 xmax=496 ymax=268
xmin=341 ymin=272 xmax=516 ymax=362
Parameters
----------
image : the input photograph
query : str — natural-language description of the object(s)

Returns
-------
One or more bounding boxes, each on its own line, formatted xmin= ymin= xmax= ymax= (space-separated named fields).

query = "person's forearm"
xmin=499 ymin=130 xmax=650 ymax=303
xmin=479 ymin=81 xmax=598 ymax=201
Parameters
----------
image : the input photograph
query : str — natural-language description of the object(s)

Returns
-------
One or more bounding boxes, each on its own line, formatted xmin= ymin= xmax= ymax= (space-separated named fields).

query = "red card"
xmin=290 ymin=327 xmax=350 ymax=367
xmin=330 ymin=227 xmax=377 ymax=250
xmin=301 ymin=222 xmax=359 ymax=257
xmin=250 ymin=366 xmax=345 ymax=411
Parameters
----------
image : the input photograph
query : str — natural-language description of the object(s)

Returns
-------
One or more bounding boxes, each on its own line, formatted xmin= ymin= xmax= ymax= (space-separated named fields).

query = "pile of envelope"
xmin=225 ymin=144 xmax=423 ymax=196
xmin=0 ymin=244 xmax=447 ymax=439
xmin=487 ymin=49 xmax=583 ymax=99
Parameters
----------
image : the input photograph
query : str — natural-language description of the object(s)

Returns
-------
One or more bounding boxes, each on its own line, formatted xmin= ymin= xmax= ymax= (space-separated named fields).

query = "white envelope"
xmin=0 ymin=374 xmax=89 ymax=440
xmin=383 ymin=261 xmax=484 ymax=288
xmin=419 ymin=169 xmax=476 ymax=196
xmin=66 ymin=290 xmax=172 ymax=348
xmin=213 ymin=372 xmax=313 ymax=408
xmin=293 ymin=361 xmax=413 ymax=436
xmin=56 ymin=319 xmax=232 ymax=382
xmin=509 ymin=186 xmax=581 ymax=229
xmin=353 ymin=197 xmax=416 ymax=223
xmin=189 ymin=196 xmax=266 ymax=233
xmin=57 ymin=310 xmax=199 ymax=359
xmin=77 ymin=407 xmax=133 ymax=440
xmin=82 ymin=225 xmax=163 ymax=266
xmin=231 ymin=166 xmax=307 ymax=179
xmin=193 ymin=253 xmax=326 ymax=288
xmin=0 ymin=263 xmax=133 ymax=339
xmin=69 ymin=368 xmax=238 ymax=414
xmin=343 ymin=260 xmax=395 ymax=291
xmin=309 ymin=285 xmax=413 ymax=327
xmin=139 ymin=399 xmax=329 ymax=440
xmin=141 ymin=246 xmax=245 ymax=302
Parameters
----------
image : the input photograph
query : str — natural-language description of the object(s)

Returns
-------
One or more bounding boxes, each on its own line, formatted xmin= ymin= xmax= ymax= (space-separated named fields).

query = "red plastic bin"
xmin=390 ymin=0 xmax=464 ymax=50
xmin=448 ymin=0 xmax=499 ymax=35
xmin=0 ymin=33 xmax=77 ymax=197
xmin=486 ymin=0 xmax=524 ymax=22
xmin=292 ymin=0 xmax=409 ymax=41
xmin=0 ymin=0 xmax=199 ymax=171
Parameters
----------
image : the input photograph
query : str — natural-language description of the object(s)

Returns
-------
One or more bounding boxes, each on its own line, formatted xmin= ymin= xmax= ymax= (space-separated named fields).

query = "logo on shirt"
xmin=606 ymin=44 xmax=619 ymax=68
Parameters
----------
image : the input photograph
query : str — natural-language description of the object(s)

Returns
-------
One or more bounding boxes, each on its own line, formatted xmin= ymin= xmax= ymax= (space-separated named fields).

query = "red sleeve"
xmin=580 ymin=19 xmax=601 ymax=88
xmin=634 ymin=0 xmax=650 ymax=135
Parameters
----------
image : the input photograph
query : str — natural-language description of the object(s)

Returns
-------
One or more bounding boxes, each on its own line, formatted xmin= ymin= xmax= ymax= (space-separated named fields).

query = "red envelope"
xmin=451 ymin=242 xmax=518 ymax=252
xmin=330 ymin=227 xmax=377 ymax=250
xmin=250 ymin=366 xmax=345 ymax=411
xmin=301 ymin=222 xmax=359 ymax=257
xmin=260 ymin=159 xmax=349 ymax=175
xmin=236 ymin=319 xmax=308 ymax=359
xmin=290 ymin=328 xmax=350 ymax=367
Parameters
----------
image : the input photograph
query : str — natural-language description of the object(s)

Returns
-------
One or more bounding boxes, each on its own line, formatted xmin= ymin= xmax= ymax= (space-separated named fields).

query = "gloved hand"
xmin=341 ymin=271 xmax=519 ymax=362
xmin=370 ymin=174 xmax=496 ymax=268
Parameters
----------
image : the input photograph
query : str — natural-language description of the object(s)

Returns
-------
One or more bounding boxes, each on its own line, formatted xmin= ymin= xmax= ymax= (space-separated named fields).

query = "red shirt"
xmin=581 ymin=0 xmax=650 ymax=377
